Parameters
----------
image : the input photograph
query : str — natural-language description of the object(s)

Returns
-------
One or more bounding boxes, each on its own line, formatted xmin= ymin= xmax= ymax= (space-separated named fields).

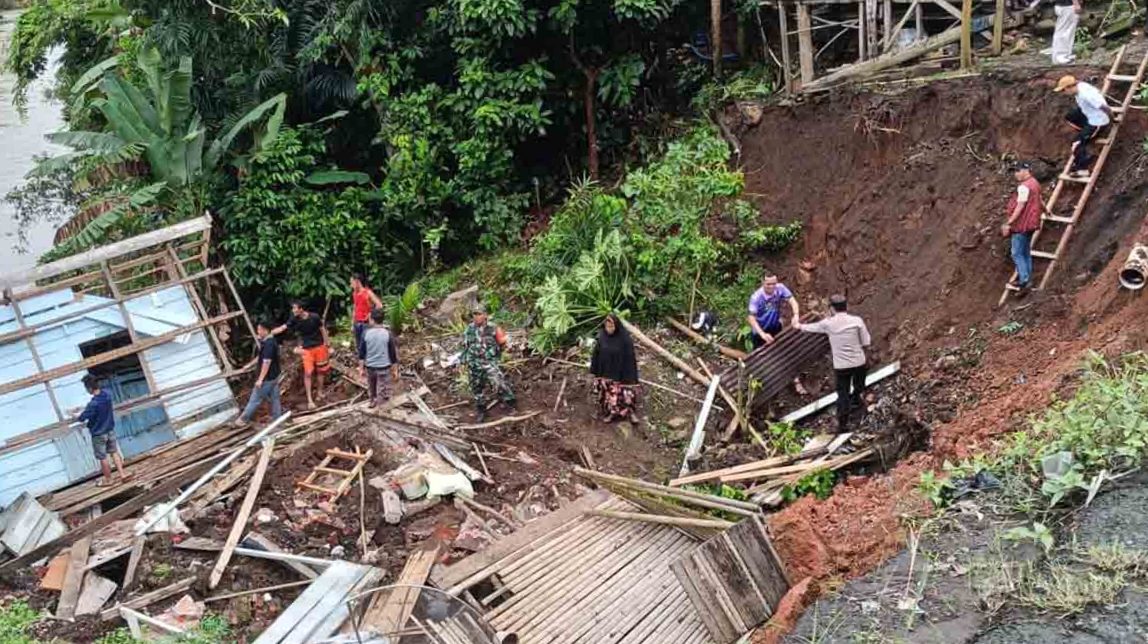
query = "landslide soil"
xmin=724 ymin=67 xmax=1148 ymax=638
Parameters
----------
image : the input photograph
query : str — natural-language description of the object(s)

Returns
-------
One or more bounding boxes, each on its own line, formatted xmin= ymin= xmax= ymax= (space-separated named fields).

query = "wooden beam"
xmin=100 ymin=577 xmax=196 ymax=621
xmin=0 ymin=462 xmax=211 ymax=573
xmin=122 ymin=537 xmax=145 ymax=591
xmin=209 ymin=438 xmax=276 ymax=589
xmin=0 ymin=311 xmax=243 ymax=398
xmin=915 ymin=1 xmax=924 ymax=38
xmin=991 ymin=0 xmax=1004 ymax=54
xmin=778 ymin=5 xmax=794 ymax=93
xmin=883 ymin=0 xmax=920 ymax=52
xmin=220 ymin=267 xmax=257 ymax=351
xmin=57 ymin=537 xmax=92 ymax=620
xmin=4 ymin=290 xmax=65 ymax=422
xmin=805 ymin=19 xmax=981 ymax=90
xmin=204 ymin=579 xmax=312 ymax=604
xmin=0 ymin=363 xmax=252 ymax=456
xmin=883 ymin=0 xmax=893 ymax=45
xmin=587 ymin=509 xmax=734 ymax=530
xmin=167 ymin=248 xmax=233 ymax=372
xmin=0 ymin=267 xmax=227 ymax=350
xmin=797 ymin=4 xmax=816 ymax=85
xmin=857 ymin=1 xmax=867 ymax=61
xmin=241 ymin=533 xmax=320 ymax=579
xmin=960 ymin=0 xmax=972 ymax=68
xmin=100 ymin=262 xmax=160 ymax=395
xmin=866 ymin=0 xmax=879 ymax=57
xmin=932 ymin=0 xmax=964 ymax=18
xmin=0 ymin=215 xmax=212 ymax=292
xmin=712 ymin=0 xmax=723 ymax=78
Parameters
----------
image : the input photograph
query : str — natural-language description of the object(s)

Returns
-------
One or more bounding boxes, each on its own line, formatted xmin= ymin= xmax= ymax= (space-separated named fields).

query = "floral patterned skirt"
xmin=595 ymin=378 xmax=639 ymax=419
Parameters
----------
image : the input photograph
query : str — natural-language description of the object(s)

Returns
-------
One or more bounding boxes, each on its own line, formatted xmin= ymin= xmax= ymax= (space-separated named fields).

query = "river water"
xmin=0 ymin=9 xmax=67 ymax=274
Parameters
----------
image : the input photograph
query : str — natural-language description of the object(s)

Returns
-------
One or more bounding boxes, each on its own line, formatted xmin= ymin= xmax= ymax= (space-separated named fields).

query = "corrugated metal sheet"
xmin=719 ymin=329 xmax=830 ymax=412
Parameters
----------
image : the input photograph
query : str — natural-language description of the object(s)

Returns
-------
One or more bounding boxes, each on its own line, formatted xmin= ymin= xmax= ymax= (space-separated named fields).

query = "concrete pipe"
xmin=1119 ymin=244 xmax=1148 ymax=291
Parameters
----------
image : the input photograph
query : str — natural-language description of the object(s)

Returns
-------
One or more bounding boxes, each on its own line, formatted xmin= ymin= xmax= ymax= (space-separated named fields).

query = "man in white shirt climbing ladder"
xmin=1054 ymin=75 xmax=1112 ymax=179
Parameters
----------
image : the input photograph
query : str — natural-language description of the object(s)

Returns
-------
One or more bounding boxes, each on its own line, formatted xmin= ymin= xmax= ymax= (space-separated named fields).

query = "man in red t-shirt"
xmin=351 ymin=273 xmax=383 ymax=352
xmin=1001 ymin=161 xmax=1045 ymax=294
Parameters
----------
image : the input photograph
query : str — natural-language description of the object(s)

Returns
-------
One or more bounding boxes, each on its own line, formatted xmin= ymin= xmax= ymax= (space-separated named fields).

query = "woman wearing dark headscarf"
xmin=590 ymin=314 xmax=641 ymax=424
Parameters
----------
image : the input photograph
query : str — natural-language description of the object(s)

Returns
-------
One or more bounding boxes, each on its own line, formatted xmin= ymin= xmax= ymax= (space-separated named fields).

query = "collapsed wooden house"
xmin=0 ymin=215 xmax=255 ymax=507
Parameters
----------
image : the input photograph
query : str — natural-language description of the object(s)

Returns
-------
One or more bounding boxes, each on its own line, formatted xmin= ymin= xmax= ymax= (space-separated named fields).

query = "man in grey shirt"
xmin=798 ymin=295 xmax=871 ymax=432
xmin=357 ymin=308 xmax=400 ymax=407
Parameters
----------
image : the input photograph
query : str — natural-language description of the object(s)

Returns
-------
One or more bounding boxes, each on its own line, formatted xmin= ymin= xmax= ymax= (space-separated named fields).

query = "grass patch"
xmin=0 ymin=601 xmax=42 ymax=644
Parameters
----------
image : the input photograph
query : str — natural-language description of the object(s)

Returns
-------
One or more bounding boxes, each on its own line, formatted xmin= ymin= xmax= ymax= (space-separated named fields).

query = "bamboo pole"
xmin=590 ymin=509 xmax=735 ymax=529
xmin=960 ymin=0 xmax=973 ymax=69
xmin=666 ymin=317 xmax=747 ymax=360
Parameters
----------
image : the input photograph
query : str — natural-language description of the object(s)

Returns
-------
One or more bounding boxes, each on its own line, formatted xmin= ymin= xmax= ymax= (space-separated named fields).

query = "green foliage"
xmin=532 ymin=229 xmax=633 ymax=352
xmin=385 ymin=282 xmax=423 ymax=334
xmin=95 ymin=628 xmax=136 ymax=644
xmin=0 ymin=600 xmax=41 ymax=644
xmin=739 ymin=221 xmax=803 ymax=253
xmin=765 ymin=421 xmax=809 ymax=456
xmin=222 ymin=126 xmax=415 ymax=314
xmin=692 ymin=66 xmax=775 ymax=111
xmin=304 ymin=170 xmax=372 ymax=186
xmin=781 ymin=468 xmax=836 ymax=502
xmin=178 ymin=614 xmax=234 ymax=644
xmin=998 ymin=321 xmax=1025 ymax=336
xmin=916 ymin=470 xmax=954 ymax=508
xmin=1004 ymin=522 xmax=1055 ymax=555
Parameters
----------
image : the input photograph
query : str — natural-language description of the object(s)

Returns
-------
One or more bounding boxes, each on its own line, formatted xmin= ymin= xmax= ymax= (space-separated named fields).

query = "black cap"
xmin=829 ymin=294 xmax=847 ymax=306
xmin=1013 ymin=161 xmax=1032 ymax=171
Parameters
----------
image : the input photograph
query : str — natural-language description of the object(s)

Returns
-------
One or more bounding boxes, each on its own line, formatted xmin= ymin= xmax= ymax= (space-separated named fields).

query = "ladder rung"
xmin=1031 ymin=250 xmax=1057 ymax=260
xmin=1108 ymin=74 xmax=1138 ymax=82
xmin=1059 ymin=174 xmax=1090 ymax=183
xmin=1042 ymin=214 xmax=1075 ymax=224
xmin=315 ymin=466 xmax=354 ymax=476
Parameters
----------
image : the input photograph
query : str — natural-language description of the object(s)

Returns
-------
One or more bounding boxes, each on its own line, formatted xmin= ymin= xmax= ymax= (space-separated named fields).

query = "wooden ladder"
xmin=998 ymin=45 xmax=1148 ymax=306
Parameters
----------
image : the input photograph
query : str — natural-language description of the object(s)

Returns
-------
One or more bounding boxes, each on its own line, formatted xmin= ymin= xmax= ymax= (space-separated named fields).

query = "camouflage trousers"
xmin=469 ymin=362 xmax=515 ymax=407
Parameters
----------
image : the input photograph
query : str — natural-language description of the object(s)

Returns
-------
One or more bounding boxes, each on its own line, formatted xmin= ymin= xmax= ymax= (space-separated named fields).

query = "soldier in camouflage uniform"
xmin=462 ymin=305 xmax=515 ymax=421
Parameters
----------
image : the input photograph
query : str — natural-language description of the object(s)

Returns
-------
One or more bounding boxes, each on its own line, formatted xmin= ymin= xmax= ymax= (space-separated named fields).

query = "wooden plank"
xmin=778 ymin=4 xmax=794 ymax=93
xmin=122 ymin=537 xmax=145 ymax=591
xmin=959 ymin=0 xmax=972 ymax=68
xmin=119 ymin=606 xmax=185 ymax=635
xmin=308 ymin=567 xmax=384 ymax=639
xmin=589 ymin=510 xmax=734 ymax=530
xmin=694 ymin=553 xmax=747 ymax=634
xmin=281 ymin=565 xmax=372 ymax=644
xmin=75 ymin=573 xmax=117 ymax=616
xmin=0 ymin=215 xmax=212 ymax=291
xmin=83 ymin=543 xmax=134 ymax=572
xmin=671 ymin=556 xmax=738 ymax=643
xmin=362 ymin=547 xmax=439 ymax=633
xmin=253 ymin=561 xmax=360 ymax=644
xmin=173 ymin=537 xmax=225 ymax=552
xmin=797 ymin=4 xmax=815 ymax=84
xmin=209 ymin=437 xmax=276 ymax=589
xmin=0 ymin=311 xmax=244 ymax=398
xmin=40 ymin=550 xmax=70 ymax=590
xmin=204 ymin=579 xmax=313 ymax=604
xmin=701 ymin=537 xmax=769 ymax=626
xmin=57 ymin=537 xmax=92 ymax=621
xmin=238 ymin=534 xmax=321 ymax=579
xmin=0 ymin=494 xmax=42 ymax=555
xmin=432 ymin=489 xmax=612 ymax=591
xmin=100 ymin=577 xmax=196 ymax=621
xmin=991 ymin=0 xmax=1004 ymax=54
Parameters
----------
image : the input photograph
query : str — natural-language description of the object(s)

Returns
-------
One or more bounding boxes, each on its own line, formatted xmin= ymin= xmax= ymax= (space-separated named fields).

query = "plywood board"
xmin=76 ymin=573 xmax=118 ymax=616
xmin=40 ymin=550 xmax=71 ymax=591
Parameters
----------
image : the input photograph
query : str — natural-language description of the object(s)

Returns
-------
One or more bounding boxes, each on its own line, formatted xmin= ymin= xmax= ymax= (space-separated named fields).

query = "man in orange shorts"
xmin=272 ymin=301 xmax=330 ymax=409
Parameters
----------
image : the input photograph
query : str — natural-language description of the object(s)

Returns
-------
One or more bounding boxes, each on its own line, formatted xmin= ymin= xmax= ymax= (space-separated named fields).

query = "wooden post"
xmin=712 ymin=0 xmax=723 ymax=78
xmin=220 ymin=266 xmax=258 ymax=354
xmin=4 ymin=289 xmax=65 ymax=422
xmin=915 ymin=2 xmax=924 ymax=39
xmin=778 ymin=4 xmax=794 ymax=93
xmin=866 ymin=0 xmax=879 ymax=58
xmin=797 ymin=4 xmax=815 ymax=85
xmin=992 ymin=0 xmax=1005 ymax=54
xmin=100 ymin=262 xmax=160 ymax=395
xmin=883 ymin=0 xmax=893 ymax=46
xmin=858 ymin=2 xmax=868 ymax=61
xmin=166 ymin=248 xmax=233 ymax=372
xmin=960 ymin=0 xmax=973 ymax=68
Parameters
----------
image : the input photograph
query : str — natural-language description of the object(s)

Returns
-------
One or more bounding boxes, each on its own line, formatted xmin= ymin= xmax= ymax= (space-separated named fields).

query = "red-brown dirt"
xmin=729 ymin=69 xmax=1148 ymax=639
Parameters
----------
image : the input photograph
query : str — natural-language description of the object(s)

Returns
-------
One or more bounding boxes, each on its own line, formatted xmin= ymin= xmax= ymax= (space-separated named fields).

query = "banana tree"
xmin=37 ymin=48 xmax=287 ymax=252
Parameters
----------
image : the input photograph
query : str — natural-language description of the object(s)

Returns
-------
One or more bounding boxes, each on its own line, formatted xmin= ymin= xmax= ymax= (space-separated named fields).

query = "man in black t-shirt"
xmin=235 ymin=321 xmax=283 ymax=426
xmin=272 ymin=302 xmax=330 ymax=409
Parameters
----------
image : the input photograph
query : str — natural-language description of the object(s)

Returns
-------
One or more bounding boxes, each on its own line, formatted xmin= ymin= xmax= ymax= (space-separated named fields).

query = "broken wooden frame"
xmin=0 ymin=214 xmax=257 ymax=453
xmin=762 ymin=0 xmax=1006 ymax=93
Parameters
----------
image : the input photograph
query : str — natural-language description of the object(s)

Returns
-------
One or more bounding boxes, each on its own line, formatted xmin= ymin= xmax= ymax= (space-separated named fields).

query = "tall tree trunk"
xmin=582 ymin=67 xmax=600 ymax=181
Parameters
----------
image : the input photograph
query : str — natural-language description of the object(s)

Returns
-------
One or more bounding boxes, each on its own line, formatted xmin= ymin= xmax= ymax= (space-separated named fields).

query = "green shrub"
xmin=0 ymin=601 xmax=40 ymax=644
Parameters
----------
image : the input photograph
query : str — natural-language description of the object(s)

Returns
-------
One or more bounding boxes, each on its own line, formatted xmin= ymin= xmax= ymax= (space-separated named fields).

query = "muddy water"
xmin=0 ymin=9 xmax=67 ymax=273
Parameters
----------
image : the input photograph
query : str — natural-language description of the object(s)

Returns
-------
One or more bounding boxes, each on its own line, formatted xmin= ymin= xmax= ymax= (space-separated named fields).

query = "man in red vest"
xmin=1002 ymin=161 xmax=1045 ymax=294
